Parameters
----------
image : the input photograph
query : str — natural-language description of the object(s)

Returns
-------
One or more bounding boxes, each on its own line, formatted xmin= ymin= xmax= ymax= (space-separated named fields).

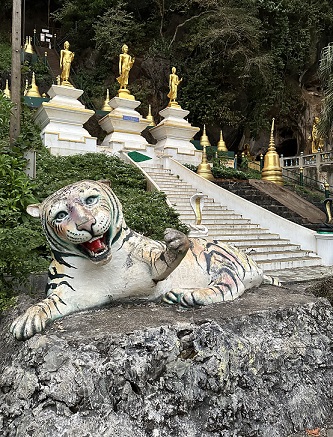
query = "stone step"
xmin=257 ymin=255 xmax=322 ymax=271
xmin=212 ymin=236 xmax=284 ymax=244
xmin=250 ymin=250 xmax=310 ymax=261
xmin=181 ymin=215 xmax=251 ymax=224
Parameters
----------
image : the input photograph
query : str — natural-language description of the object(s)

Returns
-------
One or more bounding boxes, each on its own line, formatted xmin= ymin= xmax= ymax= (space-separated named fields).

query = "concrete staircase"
xmin=140 ymin=163 xmax=323 ymax=273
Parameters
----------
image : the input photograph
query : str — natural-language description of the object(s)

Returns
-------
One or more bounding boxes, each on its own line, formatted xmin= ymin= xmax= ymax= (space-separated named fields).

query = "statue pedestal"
xmin=149 ymin=107 xmax=201 ymax=165
xmin=34 ymin=85 xmax=97 ymax=156
xmin=98 ymin=97 xmax=150 ymax=152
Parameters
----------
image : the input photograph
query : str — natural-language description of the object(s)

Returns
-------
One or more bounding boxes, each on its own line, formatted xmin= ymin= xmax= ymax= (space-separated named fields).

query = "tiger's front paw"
xmin=10 ymin=305 xmax=50 ymax=341
xmin=163 ymin=288 xmax=216 ymax=307
xmin=164 ymin=228 xmax=190 ymax=254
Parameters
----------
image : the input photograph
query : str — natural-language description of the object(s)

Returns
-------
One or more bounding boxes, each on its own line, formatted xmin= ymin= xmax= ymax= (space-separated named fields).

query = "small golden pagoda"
xmin=26 ymin=72 xmax=41 ymax=98
xmin=261 ymin=118 xmax=283 ymax=186
xmin=146 ymin=104 xmax=156 ymax=127
xmin=197 ymin=125 xmax=214 ymax=181
xmin=3 ymin=79 xmax=11 ymax=99
xmin=101 ymin=89 xmax=111 ymax=112
xmin=24 ymin=36 xmax=34 ymax=54
xmin=217 ymin=129 xmax=228 ymax=152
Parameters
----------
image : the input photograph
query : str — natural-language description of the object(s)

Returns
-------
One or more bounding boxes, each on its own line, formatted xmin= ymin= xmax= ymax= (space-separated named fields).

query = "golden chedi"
xmin=26 ymin=72 xmax=41 ymax=98
xmin=101 ymin=89 xmax=112 ymax=112
xmin=3 ymin=79 xmax=11 ymax=99
xmin=24 ymin=36 xmax=34 ymax=54
xmin=217 ymin=129 xmax=228 ymax=152
xmin=261 ymin=118 xmax=283 ymax=186
xmin=197 ymin=125 xmax=214 ymax=181
xmin=146 ymin=104 xmax=156 ymax=127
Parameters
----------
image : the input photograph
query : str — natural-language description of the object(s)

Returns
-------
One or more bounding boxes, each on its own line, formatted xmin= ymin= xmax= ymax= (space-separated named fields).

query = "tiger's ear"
xmin=27 ymin=204 xmax=41 ymax=218
xmin=98 ymin=179 xmax=111 ymax=187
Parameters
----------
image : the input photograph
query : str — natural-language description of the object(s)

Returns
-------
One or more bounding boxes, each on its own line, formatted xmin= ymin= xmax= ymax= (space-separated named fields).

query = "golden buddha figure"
xmin=167 ymin=66 xmax=182 ymax=107
xmin=60 ymin=41 xmax=74 ymax=86
xmin=310 ymin=116 xmax=325 ymax=153
xmin=117 ymin=44 xmax=135 ymax=90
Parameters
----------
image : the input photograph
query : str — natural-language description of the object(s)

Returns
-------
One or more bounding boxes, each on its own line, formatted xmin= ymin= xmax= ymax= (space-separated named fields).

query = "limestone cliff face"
xmin=0 ymin=286 xmax=333 ymax=437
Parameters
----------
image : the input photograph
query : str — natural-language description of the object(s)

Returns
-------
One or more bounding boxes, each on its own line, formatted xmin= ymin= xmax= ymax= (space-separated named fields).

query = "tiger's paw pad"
xmin=10 ymin=305 xmax=49 ymax=341
xmin=164 ymin=228 xmax=190 ymax=254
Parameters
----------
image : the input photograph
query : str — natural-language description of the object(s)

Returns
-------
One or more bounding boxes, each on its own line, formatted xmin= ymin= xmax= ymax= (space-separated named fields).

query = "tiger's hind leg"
xmin=163 ymin=282 xmax=245 ymax=308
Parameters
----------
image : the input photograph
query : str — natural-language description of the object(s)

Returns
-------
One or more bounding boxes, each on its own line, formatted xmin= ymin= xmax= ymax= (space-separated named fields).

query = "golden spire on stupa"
xmin=261 ymin=118 xmax=283 ymax=186
xmin=26 ymin=72 xmax=41 ymax=97
xmin=24 ymin=36 xmax=34 ymax=54
xmin=197 ymin=125 xmax=214 ymax=181
xmin=217 ymin=129 xmax=228 ymax=152
xmin=146 ymin=104 xmax=156 ymax=127
xmin=101 ymin=89 xmax=111 ymax=112
xmin=200 ymin=124 xmax=211 ymax=147
xmin=3 ymin=79 xmax=11 ymax=99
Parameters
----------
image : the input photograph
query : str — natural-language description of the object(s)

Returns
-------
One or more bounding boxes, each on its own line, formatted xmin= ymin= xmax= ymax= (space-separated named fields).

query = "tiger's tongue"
xmin=83 ymin=238 xmax=106 ymax=253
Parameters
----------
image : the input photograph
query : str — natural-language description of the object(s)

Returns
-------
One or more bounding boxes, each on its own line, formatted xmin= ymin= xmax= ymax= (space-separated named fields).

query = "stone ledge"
xmin=0 ymin=285 xmax=332 ymax=437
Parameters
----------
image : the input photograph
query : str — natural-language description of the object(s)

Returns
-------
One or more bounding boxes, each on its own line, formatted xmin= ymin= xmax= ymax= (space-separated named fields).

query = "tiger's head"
xmin=27 ymin=180 xmax=124 ymax=265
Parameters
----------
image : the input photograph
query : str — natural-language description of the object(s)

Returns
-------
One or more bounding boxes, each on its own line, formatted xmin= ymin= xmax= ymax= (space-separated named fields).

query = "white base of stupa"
xmin=34 ymin=85 xmax=97 ymax=156
xmin=149 ymin=107 xmax=201 ymax=165
xmin=99 ymin=97 xmax=150 ymax=151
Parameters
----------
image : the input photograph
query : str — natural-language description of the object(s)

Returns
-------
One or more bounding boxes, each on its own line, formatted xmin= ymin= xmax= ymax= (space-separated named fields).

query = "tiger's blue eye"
xmin=85 ymin=196 xmax=98 ymax=205
xmin=55 ymin=211 xmax=68 ymax=221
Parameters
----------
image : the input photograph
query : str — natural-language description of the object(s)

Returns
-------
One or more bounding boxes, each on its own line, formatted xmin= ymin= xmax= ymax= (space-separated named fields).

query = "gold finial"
xmin=25 ymin=36 xmax=34 ymax=54
xmin=26 ymin=72 xmax=41 ymax=97
xmin=261 ymin=118 xmax=283 ymax=186
xmin=146 ymin=104 xmax=156 ymax=126
xmin=3 ymin=79 xmax=11 ymax=99
xmin=217 ymin=129 xmax=228 ymax=152
xmin=117 ymin=44 xmax=135 ymax=100
xmin=197 ymin=126 xmax=214 ymax=181
xmin=200 ymin=125 xmax=211 ymax=148
xmin=101 ymin=89 xmax=112 ymax=112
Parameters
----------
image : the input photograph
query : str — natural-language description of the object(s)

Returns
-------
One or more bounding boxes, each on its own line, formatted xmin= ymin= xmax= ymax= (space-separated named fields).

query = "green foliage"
xmin=0 ymin=37 xmax=11 ymax=73
xmin=212 ymin=163 xmax=261 ymax=180
xmin=93 ymin=1 xmax=144 ymax=61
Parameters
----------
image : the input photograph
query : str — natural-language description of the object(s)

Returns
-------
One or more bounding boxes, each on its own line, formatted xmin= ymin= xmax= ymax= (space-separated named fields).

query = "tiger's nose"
xmin=76 ymin=216 xmax=96 ymax=232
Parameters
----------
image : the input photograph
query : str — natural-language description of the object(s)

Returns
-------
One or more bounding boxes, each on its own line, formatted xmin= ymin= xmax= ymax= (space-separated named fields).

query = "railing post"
xmin=325 ymin=182 xmax=330 ymax=198
xmin=299 ymin=167 xmax=304 ymax=186
xmin=260 ymin=153 xmax=264 ymax=171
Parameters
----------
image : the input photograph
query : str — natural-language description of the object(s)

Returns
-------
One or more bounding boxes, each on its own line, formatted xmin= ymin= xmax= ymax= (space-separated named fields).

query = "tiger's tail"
xmin=263 ymin=274 xmax=281 ymax=286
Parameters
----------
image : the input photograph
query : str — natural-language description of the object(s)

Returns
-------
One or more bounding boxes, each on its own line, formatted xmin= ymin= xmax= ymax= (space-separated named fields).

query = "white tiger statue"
xmin=10 ymin=180 xmax=278 ymax=341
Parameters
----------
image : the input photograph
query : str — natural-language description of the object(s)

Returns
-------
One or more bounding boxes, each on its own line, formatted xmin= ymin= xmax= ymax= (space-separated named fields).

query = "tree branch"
xmin=168 ymin=10 xmax=214 ymax=50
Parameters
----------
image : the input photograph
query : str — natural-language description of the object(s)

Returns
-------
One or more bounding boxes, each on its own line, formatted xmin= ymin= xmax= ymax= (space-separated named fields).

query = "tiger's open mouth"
xmin=79 ymin=229 xmax=111 ymax=262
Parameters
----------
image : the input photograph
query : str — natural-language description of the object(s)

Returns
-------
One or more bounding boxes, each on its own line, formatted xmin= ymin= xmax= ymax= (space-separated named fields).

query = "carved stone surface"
xmin=1 ymin=285 xmax=333 ymax=437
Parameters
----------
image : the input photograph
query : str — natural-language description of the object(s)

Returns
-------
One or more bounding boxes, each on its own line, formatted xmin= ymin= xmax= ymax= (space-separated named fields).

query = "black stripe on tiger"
xmin=48 ymin=295 xmax=63 ymax=314
xmin=49 ymin=265 xmax=74 ymax=281
xmin=209 ymin=242 xmax=247 ymax=276
xmin=53 ymin=251 xmax=77 ymax=268
xmin=46 ymin=280 xmax=76 ymax=294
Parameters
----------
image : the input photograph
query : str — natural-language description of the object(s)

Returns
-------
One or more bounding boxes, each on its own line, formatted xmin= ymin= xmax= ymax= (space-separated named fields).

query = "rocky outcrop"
xmin=0 ymin=285 xmax=332 ymax=437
